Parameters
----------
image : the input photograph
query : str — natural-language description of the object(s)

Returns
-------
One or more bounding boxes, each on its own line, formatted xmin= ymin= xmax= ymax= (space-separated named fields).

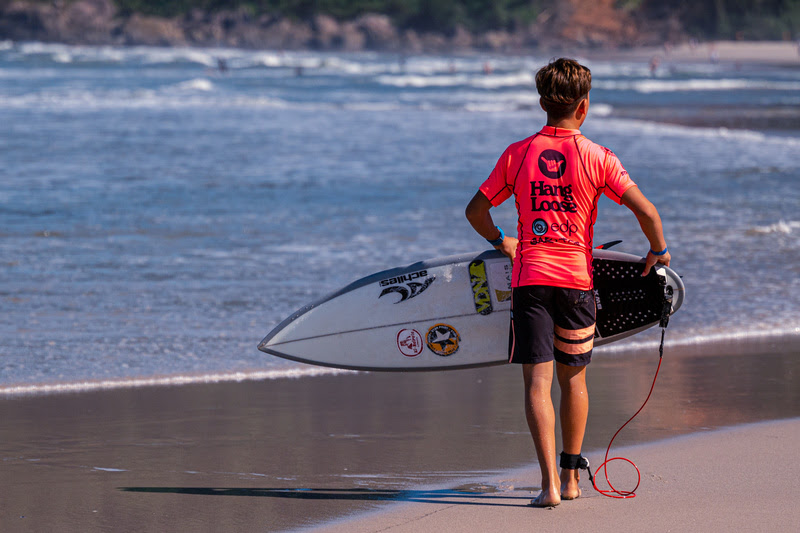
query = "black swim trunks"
xmin=509 ymin=285 xmax=596 ymax=366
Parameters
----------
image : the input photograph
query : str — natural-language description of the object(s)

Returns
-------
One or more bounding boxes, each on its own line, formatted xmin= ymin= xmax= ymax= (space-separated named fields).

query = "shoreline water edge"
xmin=2 ymin=327 xmax=798 ymax=397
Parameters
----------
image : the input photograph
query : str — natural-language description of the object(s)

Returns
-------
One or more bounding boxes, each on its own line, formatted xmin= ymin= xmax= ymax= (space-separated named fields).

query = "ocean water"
xmin=2 ymin=41 xmax=799 ymax=394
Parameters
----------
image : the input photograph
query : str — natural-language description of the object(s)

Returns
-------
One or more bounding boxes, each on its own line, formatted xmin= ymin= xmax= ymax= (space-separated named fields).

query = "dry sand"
xmin=312 ymin=418 xmax=800 ymax=533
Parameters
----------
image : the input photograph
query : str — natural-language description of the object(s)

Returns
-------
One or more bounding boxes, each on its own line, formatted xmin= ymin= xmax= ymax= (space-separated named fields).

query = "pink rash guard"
xmin=479 ymin=125 xmax=637 ymax=290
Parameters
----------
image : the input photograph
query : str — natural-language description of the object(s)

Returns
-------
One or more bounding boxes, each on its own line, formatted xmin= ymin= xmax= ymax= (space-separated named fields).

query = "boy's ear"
xmin=575 ymin=97 xmax=589 ymax=119
xmin=539 ymin=98 xmax=547 ymax=113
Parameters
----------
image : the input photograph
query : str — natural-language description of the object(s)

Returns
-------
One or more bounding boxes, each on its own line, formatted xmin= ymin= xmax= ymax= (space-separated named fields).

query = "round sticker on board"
xmin=396 ymin=329 xmax=424 ymax=357
xmin=425 ymin=323 xmax=460 ymax=357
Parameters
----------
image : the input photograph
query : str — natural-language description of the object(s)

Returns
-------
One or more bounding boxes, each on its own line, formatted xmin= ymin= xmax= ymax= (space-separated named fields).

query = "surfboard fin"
xmin=596 ymin=240 xmax=623 ymax=250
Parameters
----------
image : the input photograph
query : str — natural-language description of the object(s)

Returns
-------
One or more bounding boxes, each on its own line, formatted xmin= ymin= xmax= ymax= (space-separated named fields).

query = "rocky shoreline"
xmin=0 ymin=0 xmax=678 ymax=52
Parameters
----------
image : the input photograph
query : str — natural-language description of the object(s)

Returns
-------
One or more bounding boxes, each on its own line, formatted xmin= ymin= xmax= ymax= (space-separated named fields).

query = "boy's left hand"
xmin=495 ymin=237 xmax=518 ymax=261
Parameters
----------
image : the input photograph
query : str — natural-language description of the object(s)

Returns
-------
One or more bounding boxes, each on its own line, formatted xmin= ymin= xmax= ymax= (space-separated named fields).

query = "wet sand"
xmin=1 ymin=335 xmax=798 ymax=532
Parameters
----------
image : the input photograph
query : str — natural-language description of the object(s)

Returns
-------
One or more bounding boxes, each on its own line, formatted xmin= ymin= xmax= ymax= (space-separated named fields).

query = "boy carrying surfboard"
xmin=465 ymin=58 xmax=671 ymax=508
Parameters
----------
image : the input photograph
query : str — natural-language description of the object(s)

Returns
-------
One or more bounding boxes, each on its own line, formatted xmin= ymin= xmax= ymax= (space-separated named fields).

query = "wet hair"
xmin=535 ymin=58 xmax=592 ymax=120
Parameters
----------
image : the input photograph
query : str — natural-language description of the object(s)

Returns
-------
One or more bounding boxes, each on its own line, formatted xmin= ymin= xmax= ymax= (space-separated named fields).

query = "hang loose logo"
xmin=541 ymin=157 xmax=565 ymax=173
xmin=538 ymin=149 xmax=567 ymax=180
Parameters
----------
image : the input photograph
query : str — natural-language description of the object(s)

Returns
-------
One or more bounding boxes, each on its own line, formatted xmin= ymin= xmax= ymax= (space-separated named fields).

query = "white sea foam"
xmin=589 ymin=103 xmax=614 ymax=117
xmin=7 ymin=42 xmax=243 ymax=68
xmin=747 ymin=220 xmax=800 ymax=235
xmin=463 ymin=102 xmax=517 ymax=113
xmin=598 ymin=117 xmax=800 ymax=148
xmin=470 ymin=71 xmax=535 ymax=89
xmin=343 ymin=102 xmax=405 ymax=112
xmin=376 ymin=71 xmax=534 ymax=89
xmin=123 ymin=46 xmax=221 ymax=67
xmin=3 ymin=41 xmax=381 ymax=73
xmin=0 ymin=89 xmax=291 ymax=111
xmin=236 ymin=51 xmax=325 ymax=70
xmin=320 ymin=56 xmax=393 ymax=75
xmin=594 ymin=78 xmax=800 ymax=93
xmin=14 ymin=42 xmax=136 ymax=65
xmin=172 ymin=78 xmax=215 ymax=91
xmin=376 ymin=74 xmax=468 ymax=88
xmin=0 ymin=367 xmax=355 ymax=397
xmin=3 ymin=43 xmax=796 ymax=96
xmin=453 ymin=90 xmax=538 ymax=111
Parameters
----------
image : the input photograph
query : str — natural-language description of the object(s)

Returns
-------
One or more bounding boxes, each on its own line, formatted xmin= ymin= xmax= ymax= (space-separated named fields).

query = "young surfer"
xmin=465 ymin=58 xmax=671 ymax=508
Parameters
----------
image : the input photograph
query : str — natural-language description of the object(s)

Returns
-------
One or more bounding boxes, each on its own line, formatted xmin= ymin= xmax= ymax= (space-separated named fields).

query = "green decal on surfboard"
xmin=468 ymin=259 xmax=493 ymax=316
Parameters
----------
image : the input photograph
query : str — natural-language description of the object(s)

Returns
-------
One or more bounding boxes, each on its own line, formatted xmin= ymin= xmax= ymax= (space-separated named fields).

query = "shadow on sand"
xmin=119 ymin=486 xmax=534 ymax=507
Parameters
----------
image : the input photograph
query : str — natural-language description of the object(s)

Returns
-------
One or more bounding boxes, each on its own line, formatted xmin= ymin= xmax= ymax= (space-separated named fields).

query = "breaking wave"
xmin=594 ymin=78 xmax=800 ymax=93
xmin=747 ymin=220 xmax=800 ymax=235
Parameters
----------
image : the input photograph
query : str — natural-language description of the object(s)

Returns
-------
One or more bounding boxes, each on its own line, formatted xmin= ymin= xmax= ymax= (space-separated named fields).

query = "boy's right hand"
xmin=496 ymin=236 xmax=518 ymax=261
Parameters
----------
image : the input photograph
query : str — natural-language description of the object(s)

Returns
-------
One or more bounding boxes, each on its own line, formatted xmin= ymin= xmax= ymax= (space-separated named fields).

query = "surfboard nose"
xmin=257 ymin=321 xmax=289 ymax=354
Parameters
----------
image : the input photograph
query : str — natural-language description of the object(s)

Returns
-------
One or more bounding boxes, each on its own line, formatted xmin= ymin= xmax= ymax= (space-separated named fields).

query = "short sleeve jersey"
xmin=480 ymin=125 xmax=636 ymax=290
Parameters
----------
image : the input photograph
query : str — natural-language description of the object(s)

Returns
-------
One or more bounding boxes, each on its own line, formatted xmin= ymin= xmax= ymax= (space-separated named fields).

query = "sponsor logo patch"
xmin=468 ymin=260 xmax=493 ymax=315
xmin=593 ymin=289 xmax=603 ymax=310
xmin=397 ymin=329 xmax=424 ymax=357
xmin=379 ymin=269 xmax=435 ymax=303
xmin=530 ymin=181 xmax=577 ymax=213
xmin=532 ymin=218 xmax=548 ymax=236
xmin=488 ymin=261 xmax=512 ymax=302
xmin=426 ymin=323 xmax=460 ymax=357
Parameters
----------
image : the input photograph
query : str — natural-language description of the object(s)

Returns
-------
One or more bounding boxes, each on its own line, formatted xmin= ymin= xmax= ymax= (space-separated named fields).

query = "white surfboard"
xmin=259 ymin=249 xmax=684 ymax=371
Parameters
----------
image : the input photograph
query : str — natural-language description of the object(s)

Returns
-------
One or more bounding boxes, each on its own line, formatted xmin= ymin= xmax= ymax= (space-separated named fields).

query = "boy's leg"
xmin=523 ymin=362 xmax=560 ymax=507
xmin=556 ymin=362 xmax=589 ymax=499
xmin=552 ymin=287 xmax=594 ymax=500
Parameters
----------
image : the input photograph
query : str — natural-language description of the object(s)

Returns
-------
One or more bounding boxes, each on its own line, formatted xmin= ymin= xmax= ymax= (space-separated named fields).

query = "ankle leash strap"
xmin=559 ymin=452 xmax=594 ymax=484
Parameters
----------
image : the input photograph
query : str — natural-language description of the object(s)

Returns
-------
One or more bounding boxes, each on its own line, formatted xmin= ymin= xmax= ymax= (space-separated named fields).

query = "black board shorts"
xmin=509 ymin=285 xmax=596 ymax=366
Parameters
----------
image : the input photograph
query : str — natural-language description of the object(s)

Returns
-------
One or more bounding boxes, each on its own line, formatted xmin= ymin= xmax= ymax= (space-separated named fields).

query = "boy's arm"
xmin=465 ymin=191 xmax=518 ymax=260
xmin=621 ymin=186 xmax=671 ymax=276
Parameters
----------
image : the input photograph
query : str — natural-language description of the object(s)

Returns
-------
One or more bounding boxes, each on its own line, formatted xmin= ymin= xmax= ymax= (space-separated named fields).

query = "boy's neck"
xmin=543 ymin=97 xmax=589 ymax=130
xmin=545 ymin=117 xmax=583 ymax=130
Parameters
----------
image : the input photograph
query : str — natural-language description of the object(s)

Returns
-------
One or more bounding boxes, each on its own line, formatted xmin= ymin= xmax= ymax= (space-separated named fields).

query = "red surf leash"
xmin=580 ymin=283 xmax=674 ymax=499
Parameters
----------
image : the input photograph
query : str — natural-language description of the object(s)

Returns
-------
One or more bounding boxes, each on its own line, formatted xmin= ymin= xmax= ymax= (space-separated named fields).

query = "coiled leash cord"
xmin=573 ymin=285 xmax=673 ymax=499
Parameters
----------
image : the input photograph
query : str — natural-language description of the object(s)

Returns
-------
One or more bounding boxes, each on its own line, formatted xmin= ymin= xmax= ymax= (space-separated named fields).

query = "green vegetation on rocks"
xmin=111 ymin=0 xmax=800 ymax=40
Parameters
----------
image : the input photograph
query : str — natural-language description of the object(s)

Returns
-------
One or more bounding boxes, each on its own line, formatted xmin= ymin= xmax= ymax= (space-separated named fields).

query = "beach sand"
xmin=589 ymin=40 xmax=800 ymax=67
xmin=1 ymin=334 xmax=798 ymax=532
xmin=313 ymin=418 xmax=800 ymax=533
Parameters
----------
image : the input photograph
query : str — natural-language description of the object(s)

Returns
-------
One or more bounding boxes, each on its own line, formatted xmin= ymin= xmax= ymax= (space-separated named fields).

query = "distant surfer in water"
xmin=465 ymin=58 xmax=671 ymax=508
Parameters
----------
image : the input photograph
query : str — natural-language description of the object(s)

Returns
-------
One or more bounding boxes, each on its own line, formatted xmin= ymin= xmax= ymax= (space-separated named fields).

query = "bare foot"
xmin=560 ymin=468 xmax=582 ymax=500
xmin=530 ymin=487 xmax=561 ymax=508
